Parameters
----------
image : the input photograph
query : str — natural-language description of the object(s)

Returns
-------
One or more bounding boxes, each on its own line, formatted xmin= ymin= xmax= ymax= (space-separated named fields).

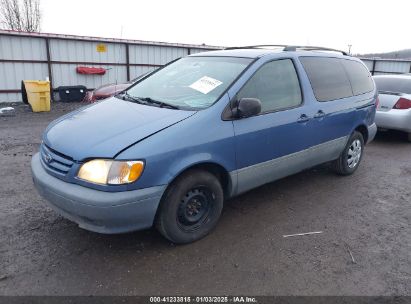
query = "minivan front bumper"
xmin=31 ymin=153 xmax=166 ymax=234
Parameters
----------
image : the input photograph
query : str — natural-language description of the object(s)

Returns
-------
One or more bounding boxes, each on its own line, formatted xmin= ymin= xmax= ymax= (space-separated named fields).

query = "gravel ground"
xmin=0 ymin=102 xmax=410 ymax=296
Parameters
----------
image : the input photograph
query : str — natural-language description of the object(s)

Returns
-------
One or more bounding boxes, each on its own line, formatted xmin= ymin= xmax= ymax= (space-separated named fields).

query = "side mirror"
xmin=236 ymin=98 xmax=261 ymax=118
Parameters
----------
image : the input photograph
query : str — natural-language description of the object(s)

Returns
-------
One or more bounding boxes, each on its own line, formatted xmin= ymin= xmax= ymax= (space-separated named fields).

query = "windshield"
xmin=125 ymin=56 xmax=252 ymax=110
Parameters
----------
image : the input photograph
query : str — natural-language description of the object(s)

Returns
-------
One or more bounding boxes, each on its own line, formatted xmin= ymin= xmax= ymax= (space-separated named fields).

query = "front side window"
xmin=125 ymin=56 xmax=252 ymax=110
xmin=236 ymin=59 xmax=302 ymax=113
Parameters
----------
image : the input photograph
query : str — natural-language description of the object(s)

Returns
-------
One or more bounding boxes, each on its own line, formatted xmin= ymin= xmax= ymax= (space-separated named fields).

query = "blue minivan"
xmin=31 ymin=45 xmax=377 ymax=243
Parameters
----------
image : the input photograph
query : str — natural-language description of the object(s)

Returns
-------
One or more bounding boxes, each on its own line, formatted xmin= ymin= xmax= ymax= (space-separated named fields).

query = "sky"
xmin=40 ymin=0 xmax=410 ymax=54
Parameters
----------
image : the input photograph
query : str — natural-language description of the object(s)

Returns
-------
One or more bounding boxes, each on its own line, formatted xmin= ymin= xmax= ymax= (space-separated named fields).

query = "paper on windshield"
xmin=189 ymin=76 xmax=223 ymax=94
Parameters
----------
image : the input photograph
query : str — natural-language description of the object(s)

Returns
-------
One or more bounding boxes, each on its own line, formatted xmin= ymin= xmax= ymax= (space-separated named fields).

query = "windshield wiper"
xmin=137 ymin=97 xmax=180 ymax=110
xmin=117 ymin=92 xmax=180 ymax=109
xmin=117 ymin=92 xmax=147 ymax=104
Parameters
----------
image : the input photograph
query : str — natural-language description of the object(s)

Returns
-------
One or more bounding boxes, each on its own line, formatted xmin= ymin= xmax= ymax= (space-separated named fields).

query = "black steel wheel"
xmin=156 ymin=169 xmax=224 ymax=244
xmin=177 ymin=186 xmax=216 ymax=232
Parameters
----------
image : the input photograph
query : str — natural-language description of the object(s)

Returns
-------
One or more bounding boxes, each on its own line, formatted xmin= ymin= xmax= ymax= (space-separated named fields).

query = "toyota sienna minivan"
xmin=32 ymin=45 xmax=377 ymax=243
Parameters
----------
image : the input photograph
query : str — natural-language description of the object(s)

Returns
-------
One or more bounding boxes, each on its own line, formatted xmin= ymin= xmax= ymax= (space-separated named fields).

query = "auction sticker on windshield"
xmin=189 ymin=76 xmax=223 ymax=94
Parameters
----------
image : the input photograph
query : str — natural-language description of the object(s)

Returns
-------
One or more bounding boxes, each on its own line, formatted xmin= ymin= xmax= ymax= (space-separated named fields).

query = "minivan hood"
xmin=44 ymin=98 xmax=196 ymax=160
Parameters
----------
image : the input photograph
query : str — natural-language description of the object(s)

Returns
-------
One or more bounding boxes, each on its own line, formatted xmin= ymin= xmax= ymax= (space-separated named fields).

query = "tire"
xmin=407 ymin=132 xmax=411 ymax=142
xmin=155 ymin=169 xmax=224 ymax=244
xmin=333 ymin=131 xmax=364 ymax=175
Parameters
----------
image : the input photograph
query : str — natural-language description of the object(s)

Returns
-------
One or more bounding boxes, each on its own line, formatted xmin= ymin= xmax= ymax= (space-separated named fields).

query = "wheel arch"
xmin=154 ymin=161 xmax=233 ymax=227
xmin=354 ymin=124 xmax=368 ymax=144
xmin=169 ymin=162 xmax=233 ymax=199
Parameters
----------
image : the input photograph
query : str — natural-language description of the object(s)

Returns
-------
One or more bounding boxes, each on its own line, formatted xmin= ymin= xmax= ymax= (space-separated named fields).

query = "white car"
xmin=373 ymin=75 xmax=411 ymax=141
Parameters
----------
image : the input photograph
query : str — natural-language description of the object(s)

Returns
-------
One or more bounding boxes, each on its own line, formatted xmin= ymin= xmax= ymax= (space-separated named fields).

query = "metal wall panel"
xmin=373 ymin=72 xmax=399 ymax=76
xmin=0 ymin=31 xmax=221 ymax=102
xmin=189 ymin=48 xmax=214 ymax=55
xmin=50 ymin=39 xmax=126 ymax=63
xmin=0 ymin=35 xmax=46 ymax=60
xmin=0 ymin=62 xmax=49 ymax=89
xmin=0 ymin=92 xmax=20 ymax=103
xmin=129 ymin=66 xmax=158 ymax=80
xmin=360 ymin=59 xmax=374 ymax=71
xmin=374 ymin=60 xmax=410 ymax=73
xmin=51 ymin=63 xmax=127 ymax=88
xmin=129 ymin=45 xmax=187 ymax=65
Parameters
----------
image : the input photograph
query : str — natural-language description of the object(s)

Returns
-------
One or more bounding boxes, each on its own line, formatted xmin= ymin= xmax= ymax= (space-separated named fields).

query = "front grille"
xmin=40 ymin=144 xmax=74 ymax=175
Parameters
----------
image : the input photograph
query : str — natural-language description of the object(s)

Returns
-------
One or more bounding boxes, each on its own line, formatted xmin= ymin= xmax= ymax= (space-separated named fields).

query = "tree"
xmin=0 ymin=0 xmax=41 ymax=32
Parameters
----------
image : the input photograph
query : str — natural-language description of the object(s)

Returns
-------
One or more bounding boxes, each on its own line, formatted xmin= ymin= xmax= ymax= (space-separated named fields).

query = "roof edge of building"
xmin=0 ymin=29 xmax=223 ymax=50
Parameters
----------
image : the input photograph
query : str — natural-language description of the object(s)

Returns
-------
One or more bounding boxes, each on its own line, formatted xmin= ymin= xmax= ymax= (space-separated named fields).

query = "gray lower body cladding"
xmin=230 ymin=136 xmax=350 ymax=196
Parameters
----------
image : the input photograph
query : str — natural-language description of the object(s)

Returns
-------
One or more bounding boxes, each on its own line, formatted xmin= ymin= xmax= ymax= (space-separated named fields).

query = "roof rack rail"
xmin=224 ymin=45 xmax=288 ymax=50
xmin=283 ymin=45 xmax=348 ymax=55
xmin=224 ymin=45 xmax=349 ymax=56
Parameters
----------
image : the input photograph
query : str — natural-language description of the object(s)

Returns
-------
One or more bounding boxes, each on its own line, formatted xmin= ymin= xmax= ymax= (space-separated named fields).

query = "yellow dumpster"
xmin=22 ymin=80 xmax=51 ymax=112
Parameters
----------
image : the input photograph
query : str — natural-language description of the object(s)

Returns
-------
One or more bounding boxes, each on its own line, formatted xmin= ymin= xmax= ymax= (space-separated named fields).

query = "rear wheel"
xmin=333 ymin=131 xmax=364 ymax=175
xmin=156 ymin=170 xmax=224 ymax=244
xmin=408 ymin=132 xmax=411 ymax=142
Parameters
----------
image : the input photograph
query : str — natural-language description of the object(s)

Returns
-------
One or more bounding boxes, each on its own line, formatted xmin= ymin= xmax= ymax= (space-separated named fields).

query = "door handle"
xmin=314 ymin=110 xmax=325 ymax=118
xmin=297 ymin=114 xmax=310 ymax=123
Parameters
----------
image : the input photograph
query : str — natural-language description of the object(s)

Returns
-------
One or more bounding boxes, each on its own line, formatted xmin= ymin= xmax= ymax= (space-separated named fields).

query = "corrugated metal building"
xmin=0 ymin=30 xmax=221 ymax=102
xmin=361 ymin=58 xmax=411 ymax=76
xmin=2 ymin=31 xmax=411 ymax=103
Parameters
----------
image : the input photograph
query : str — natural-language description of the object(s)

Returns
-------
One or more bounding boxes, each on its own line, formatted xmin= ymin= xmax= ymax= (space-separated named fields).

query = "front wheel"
xmin=333 ymin=131 xmax=364 ymax=175
xmin=155 ymin=169 xmax=224 ymax=244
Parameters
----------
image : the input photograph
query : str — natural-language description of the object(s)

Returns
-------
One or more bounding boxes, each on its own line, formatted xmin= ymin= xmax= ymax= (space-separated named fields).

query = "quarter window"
xmin=300 ymin=57 xmax=353 ymax=102
xmin=237 ymin=59 xmax=302 ymax=113
xmin=342 ymin=60 xmax=374 ymax=95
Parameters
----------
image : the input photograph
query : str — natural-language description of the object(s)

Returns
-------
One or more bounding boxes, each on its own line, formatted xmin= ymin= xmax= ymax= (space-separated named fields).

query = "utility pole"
xmin=348 ymin=44 xmax=352 ymax=55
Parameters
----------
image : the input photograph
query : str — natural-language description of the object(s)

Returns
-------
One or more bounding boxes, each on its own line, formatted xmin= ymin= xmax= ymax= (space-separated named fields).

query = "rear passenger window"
xmin=237 ymin=59 xmax=302 ymax=113
xmin=300 ymin=57 xmax=353 ymax=102
xmin=342 ymin=60 xmax=374 ymax=95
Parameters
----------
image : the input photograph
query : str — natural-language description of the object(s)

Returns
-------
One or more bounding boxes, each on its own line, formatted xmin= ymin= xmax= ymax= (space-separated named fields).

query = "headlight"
xmin=77 ymin=159 xmax=144 ymax=185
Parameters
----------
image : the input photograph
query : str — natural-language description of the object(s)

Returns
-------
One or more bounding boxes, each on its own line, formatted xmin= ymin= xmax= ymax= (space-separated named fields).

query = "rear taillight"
xmin=375 ymin=96 xmax=380 ymax=109
xmin=393 ymin=98 xmax=411 ymax=110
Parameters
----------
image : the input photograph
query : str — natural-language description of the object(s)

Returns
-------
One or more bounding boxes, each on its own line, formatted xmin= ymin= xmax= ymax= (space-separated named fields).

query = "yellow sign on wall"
xmin=96 ymin=44 xmax=107 ymax=53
